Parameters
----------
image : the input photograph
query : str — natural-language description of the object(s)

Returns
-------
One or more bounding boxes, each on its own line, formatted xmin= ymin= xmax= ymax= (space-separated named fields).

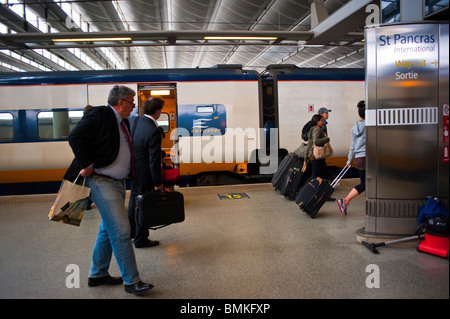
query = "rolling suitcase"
xmin=295 ymin=164 xmax=351 ymax=218
xmin=135 ymin=190 xmax=185 ymax=229
xmin=280 ymin=160 xmax=311 ymax=200
xmin=271 ymin=153 xmax=302 ymax=190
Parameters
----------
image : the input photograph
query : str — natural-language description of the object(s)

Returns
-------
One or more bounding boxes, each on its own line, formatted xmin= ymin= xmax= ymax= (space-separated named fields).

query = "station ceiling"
xmin=0 ymin=0 xmax=373 ymax=73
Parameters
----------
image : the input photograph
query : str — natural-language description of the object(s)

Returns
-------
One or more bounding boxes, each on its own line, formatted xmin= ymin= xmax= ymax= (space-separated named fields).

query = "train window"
xmin=157 ymin=113 xmax=170 ymax=133
xmin=37 ymin=110 xmax=83 ymax=140
xmin=197 ymin=106 xmax=214 ymax=113
xmin=0 ymin=113 xmax=14 ymax=142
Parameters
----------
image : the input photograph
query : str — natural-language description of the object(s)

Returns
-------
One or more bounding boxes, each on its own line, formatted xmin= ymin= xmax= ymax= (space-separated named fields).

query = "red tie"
xmin=120 ymin=121 xmax=135 ymax=177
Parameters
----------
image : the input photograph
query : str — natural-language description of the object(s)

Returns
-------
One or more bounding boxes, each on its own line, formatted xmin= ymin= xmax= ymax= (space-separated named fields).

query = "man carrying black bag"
xmin=128 ymin=97 xmax=165 ymax=248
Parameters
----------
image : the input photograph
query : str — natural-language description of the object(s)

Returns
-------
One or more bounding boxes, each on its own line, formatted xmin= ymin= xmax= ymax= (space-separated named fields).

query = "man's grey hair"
xmin=107 ymin=85 xmax=136 ymax=106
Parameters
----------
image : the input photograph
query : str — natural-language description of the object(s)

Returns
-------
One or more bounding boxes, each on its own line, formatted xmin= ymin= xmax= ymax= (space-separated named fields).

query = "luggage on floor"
xmin=280 ymin=160 xmax=311 ymax=200
xmin=416 ymin=202 xmax=449 ymax=259
xmin=135 ymin=190 xmax=185 ymax=229
xmin=295 ymin=164 xmax=350 ymax=218
xmin=295 ymin=178 xmax=333 ymax=218
xmin=271 ymin=153 xmax=302 ymax=190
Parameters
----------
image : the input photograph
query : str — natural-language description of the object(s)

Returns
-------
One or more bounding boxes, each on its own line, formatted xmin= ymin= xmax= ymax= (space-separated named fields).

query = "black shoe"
xmin=85 ymin=199 xmax=93 ymax=210
xmin=327 ymin=197 xmax=336 ymax=202
xmin=88 ymin=275 xmax=123 ymax=287
xmin=134 ymin=239 xmax=160 ymax=248
xmin=124 ymin=281 xmax=154 ymax=296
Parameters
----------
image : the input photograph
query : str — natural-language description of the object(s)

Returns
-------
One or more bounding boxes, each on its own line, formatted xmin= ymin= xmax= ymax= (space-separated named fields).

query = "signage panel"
xmin=376 ymin=24 xmax=439 ymax=106
xmin=364 ymin=22 xmax=448 ymax=236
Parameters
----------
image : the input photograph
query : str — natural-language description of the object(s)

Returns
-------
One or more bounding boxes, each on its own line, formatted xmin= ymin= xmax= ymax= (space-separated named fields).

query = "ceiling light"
xmin=204 ymin=36 xmax=278 ymax=41
xmin=52 ymin=37 xmax=132 ymax=42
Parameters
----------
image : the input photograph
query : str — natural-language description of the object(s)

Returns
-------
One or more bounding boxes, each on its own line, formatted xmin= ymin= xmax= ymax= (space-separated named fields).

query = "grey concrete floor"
xmin=0 ymin=180 xmax=448 ymax=300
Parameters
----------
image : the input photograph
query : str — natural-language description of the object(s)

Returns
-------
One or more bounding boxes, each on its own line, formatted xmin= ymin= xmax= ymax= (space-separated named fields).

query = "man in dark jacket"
xmin=127 ymin=97 xmax=164 ymax=248
xmin=65 ymin=85 xmax=153 ymax=296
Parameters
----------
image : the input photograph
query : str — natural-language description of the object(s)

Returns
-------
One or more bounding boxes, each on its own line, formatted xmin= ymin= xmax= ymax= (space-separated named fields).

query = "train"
xmin=0 ymin=64 xmax=365 ymax=195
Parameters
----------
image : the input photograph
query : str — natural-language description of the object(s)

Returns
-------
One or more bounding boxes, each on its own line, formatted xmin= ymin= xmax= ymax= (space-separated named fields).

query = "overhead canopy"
xmin=0 ymin=0 xmax=373 ymax=72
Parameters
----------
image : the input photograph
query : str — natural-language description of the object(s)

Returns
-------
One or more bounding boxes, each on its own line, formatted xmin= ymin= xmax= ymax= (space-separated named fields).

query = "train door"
xmin=137 ymin=84 xmax=177 ymax=167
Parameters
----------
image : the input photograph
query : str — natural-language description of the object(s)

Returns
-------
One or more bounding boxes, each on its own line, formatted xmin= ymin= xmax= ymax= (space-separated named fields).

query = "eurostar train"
xmin=0 ymin=65 xmax=365 ymax=195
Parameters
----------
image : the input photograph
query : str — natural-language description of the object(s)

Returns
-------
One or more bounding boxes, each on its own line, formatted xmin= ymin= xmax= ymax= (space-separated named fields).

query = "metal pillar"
xmin=362 ymin=22 xmax=449 ymax=236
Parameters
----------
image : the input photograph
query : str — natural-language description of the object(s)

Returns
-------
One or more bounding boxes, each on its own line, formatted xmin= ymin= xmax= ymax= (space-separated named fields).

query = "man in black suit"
xmin=65 ymin=85 xmax=153 ymax=296
xmin=128 ymin=97 xmax=164 ymax=248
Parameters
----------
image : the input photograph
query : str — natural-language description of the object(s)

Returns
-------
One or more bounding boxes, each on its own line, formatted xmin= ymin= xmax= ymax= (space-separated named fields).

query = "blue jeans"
xmin=87 ymin=176 xmax=140 ymax=285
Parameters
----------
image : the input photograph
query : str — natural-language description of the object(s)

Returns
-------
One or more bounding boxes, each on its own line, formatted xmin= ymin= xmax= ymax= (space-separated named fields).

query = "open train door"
xmin=137 ymin=84 xmax=177 ymax=168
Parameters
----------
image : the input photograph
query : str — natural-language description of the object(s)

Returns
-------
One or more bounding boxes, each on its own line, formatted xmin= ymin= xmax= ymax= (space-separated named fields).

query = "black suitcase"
xmin=135 ymin=190 xmax=185 ymax=229
xmin=280 ymin=160 xmax=311 ymax=200
xmin=271 ymin=153 xmax=302 ymax=190
xmin=295 ymin=165 xmax=350 ymax=218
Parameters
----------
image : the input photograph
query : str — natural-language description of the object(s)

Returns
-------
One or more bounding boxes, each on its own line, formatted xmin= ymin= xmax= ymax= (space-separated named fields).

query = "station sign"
xmin=376 ymin=24 xmax=439 ymax=114
xmin=364 ymin=22 xmax=448 ymax=235
xmin=365 ymin=23 xmax=444 ymax=200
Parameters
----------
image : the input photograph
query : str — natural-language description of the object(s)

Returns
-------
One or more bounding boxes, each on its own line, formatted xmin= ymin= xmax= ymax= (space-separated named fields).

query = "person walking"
xmin=304 ymin=114 xmax=330 ymax=180
xmin=128 ymin=97 xmax=165 ymax=248
xmin=64 ymin=85 xmax=153 ymax=296
xmin=317 ymin=107 xmax=331 ymax=136
xmin=337 ymin=101 xmax=366 ymax=215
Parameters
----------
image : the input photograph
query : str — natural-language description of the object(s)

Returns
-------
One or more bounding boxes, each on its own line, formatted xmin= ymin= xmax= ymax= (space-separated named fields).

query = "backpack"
xmin=301 ymin=121 xmax=312 ymax=141
xmin=417 ymin=197 xmax=449 ymax=224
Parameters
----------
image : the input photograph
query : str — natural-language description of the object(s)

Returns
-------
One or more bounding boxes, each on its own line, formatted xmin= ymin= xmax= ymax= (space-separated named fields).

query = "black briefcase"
xmin=135 ymin=190 xmax=185 ymax=229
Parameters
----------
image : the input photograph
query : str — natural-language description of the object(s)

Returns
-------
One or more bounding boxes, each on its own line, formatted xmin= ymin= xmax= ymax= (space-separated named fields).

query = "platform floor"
xmin=0 ymin=180 xmax=448 ymax=299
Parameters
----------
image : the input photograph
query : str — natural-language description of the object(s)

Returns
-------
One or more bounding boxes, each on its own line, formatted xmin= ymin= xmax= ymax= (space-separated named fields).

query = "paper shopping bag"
xmin=49 ymin=175 xmax=90 ymax=226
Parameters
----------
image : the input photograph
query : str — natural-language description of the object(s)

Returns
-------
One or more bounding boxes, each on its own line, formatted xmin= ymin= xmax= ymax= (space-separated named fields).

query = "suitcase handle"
xmin=331 ymin=164 xmax=351 ymax=188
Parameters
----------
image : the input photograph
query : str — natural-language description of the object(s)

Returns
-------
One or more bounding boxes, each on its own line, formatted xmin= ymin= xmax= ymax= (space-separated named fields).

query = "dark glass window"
xmin=157 ymin=113 xmax=170 ymax=133
xmin=424 ymin=0 xmax=449 ymax=17
xmin=0 ymin=113 xmax=14 ymax=141
xmin=37 ymin=110 xmax=83 ymax=139
xmin=382 ymin=0 xmax=401 ymax=23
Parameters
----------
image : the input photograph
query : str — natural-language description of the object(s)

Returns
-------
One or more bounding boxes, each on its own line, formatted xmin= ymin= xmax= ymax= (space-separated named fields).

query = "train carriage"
xmin=0 ymin=65 xmax=365 ymax=195
xmin=263 ymin=65 xmax=365 ymax=169
xmin=0 ymin=65 xmax=262 ymax=194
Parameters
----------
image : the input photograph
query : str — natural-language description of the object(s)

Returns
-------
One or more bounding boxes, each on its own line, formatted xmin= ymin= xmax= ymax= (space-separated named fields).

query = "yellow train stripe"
xmin=0 ymin=157 xmax=348 ymax=184
xmin=325 ymin=156 xmax=349 ymax=168
xmin=0 ymin=169 xmax=66 ymax=184
xmin=179 ymin=163 xmax=241 ymax=176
